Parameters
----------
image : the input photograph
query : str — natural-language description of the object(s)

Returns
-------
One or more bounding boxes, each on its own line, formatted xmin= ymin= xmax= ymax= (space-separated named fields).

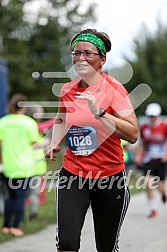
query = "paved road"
xmin=0 ymin=191 xmax=167 ymax=252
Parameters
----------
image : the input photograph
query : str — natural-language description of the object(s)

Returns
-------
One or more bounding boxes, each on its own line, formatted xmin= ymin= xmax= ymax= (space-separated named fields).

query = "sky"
xmin=82 ymin=0 xmax=167 ymax=67
xmin=26 ymin=0 xmax=167 ymax=68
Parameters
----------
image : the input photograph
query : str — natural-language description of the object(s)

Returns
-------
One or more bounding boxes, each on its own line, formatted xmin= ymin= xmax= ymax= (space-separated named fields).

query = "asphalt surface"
xmin=0 ymin=191 xmax=167 ymax=252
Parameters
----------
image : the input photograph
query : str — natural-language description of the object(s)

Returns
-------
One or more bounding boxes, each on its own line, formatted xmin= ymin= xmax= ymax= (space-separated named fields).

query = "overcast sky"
xmin=82 ymin=0 xmax=167 ymax=67
xmin=26 ymin=0 xmax=167 ymax=68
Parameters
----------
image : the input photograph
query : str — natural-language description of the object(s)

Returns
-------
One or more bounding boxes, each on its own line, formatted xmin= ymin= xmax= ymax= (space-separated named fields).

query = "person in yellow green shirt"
xmin=0 ymin=94 xmax=40 ymax=236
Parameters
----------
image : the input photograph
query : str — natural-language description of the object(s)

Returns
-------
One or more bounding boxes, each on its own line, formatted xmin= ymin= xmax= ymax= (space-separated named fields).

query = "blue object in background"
xmin=0 ymin=59 xmax=8 ymax=118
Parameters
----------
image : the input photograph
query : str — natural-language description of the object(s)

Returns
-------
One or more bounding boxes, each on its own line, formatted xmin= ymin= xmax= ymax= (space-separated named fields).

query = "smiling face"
xmin=72 ymin=41 xmax=106 ymax=78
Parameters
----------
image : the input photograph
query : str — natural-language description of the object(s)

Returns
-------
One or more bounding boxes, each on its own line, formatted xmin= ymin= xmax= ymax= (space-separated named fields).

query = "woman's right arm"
xmin=44 ymin=112 xmax=67 ymax=160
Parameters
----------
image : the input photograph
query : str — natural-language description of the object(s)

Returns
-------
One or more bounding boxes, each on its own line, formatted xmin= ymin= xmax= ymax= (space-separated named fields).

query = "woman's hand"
xmin=44 ymin=145 xmax=61 ymax=161
xmin=75 ymin=91 xmax=99 ymax=115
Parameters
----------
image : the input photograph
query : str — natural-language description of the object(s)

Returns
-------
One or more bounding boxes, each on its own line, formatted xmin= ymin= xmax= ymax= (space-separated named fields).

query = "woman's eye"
xmin=85 ymin=52 xmax=92 ymax=56
xmin=74 ymin=52 xmax=80 ymax=56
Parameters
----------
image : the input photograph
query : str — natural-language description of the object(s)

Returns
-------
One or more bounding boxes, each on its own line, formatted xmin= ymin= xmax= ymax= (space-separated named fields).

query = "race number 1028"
xmin=68 ymin=135 xmax=92 ymax=147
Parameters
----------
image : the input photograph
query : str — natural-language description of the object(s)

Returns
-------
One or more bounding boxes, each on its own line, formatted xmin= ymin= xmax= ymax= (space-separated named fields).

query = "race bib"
xmin=66 ymin=126 xmax=98 ymax=156
xmin=147 ymin=144 xmax=163 ymax=159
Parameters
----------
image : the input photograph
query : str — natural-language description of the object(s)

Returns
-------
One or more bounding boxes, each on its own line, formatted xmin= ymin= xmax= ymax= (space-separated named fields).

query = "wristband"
xmin=95 ymin=108 xmax=106 ymax=120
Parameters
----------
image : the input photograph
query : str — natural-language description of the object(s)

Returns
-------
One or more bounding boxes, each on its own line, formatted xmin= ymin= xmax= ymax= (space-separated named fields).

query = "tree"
xmin=0 ymin=0 xmax=96 ymax=103
xmin=126 ymin=23 xmax=167 ymax=115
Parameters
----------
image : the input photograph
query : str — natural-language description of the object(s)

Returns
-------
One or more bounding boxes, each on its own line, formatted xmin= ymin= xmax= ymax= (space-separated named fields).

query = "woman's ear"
xmin=100 ymin=55 xmax=106 ymax=67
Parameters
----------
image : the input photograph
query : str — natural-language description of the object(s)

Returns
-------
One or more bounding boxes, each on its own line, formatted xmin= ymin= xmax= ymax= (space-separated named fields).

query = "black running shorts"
xmin=142 ymin=159 xmax=166 ymax=181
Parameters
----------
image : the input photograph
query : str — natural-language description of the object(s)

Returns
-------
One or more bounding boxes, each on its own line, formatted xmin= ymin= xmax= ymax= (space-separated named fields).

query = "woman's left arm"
xmin=100 ymin=109 xmax=138 ymax=144
xmin=75 ymin=91 xmax=138 ymax=144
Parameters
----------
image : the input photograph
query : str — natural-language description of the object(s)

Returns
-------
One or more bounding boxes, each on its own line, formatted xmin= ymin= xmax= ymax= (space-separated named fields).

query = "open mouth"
xmin=75 ymin=63 xmax=90 ymax=72
xmin=76 ymin=63 xmax=89 ymax=68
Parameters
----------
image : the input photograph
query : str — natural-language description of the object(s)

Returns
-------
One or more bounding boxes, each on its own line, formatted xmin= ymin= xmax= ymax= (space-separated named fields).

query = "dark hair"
xmin=70 ymin=28 xmax=112 ymax=54
xmin=7 ymin=93 xmax=27 ymax=114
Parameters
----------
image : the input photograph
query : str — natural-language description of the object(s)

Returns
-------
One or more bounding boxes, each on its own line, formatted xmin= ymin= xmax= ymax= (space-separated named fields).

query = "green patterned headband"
xmin=71 ymin=33 xmax=106 ymax=55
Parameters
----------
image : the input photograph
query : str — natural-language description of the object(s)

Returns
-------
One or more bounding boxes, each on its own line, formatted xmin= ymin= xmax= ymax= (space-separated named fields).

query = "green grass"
xmin=127 ymin=169 xmax=144 ymax=195
xmin=0 ymin=189 xmax=56 ymax=244
xmin=129 ymin=184 xmax=144 ymax=195
xmin=23 ymin=189 xmax=56 ymax=234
